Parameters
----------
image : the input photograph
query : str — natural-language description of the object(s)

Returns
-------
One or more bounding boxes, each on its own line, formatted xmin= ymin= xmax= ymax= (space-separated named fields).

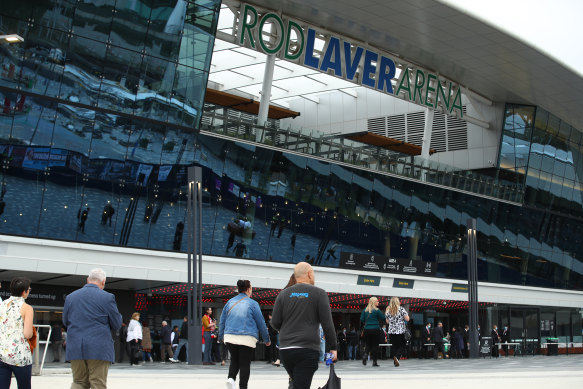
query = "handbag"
xmin=404 ymin=327 xmax=412 ymax=342
xmin=27 ymin=326 xmax=38 ymax=354
xmin=318 ymin=364 xmax=341 ymax=389
xmin=359 ymin=328 xmax=365 ymax=338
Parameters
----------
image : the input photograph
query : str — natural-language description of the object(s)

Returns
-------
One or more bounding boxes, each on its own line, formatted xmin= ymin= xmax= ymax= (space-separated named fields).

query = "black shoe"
xmin=373 ymin=362 xmax=380 ymax=367
xmin=362 ymin=358 xmax=367 ymax=366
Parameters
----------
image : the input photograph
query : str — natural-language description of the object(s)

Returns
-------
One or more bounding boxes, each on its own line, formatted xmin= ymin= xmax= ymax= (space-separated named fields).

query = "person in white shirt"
xmin=126 ymin=312 xmax=143 ymax=366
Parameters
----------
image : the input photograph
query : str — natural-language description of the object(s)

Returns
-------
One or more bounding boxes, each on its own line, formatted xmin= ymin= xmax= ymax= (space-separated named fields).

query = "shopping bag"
xmin=318 ymin=364 xmax=341 ymax=389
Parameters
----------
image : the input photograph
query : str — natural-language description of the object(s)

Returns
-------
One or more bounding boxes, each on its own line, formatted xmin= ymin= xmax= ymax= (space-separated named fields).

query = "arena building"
xmin=0 ymin=0 xmax=581 ymax=355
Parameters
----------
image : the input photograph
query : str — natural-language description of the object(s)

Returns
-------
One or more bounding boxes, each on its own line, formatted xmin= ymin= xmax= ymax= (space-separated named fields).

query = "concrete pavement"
xmin=25 ymin=355 xmax=583 ymax=389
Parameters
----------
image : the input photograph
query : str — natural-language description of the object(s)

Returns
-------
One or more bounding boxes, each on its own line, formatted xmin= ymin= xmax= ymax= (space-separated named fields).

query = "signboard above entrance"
xmin=339 ymin=252 xmax=436 ymax=276
xmin=235 ymin=3 xmax=464 ymax=118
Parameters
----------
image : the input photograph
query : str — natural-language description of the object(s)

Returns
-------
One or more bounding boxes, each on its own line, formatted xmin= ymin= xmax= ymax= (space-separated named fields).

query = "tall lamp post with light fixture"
xmin=467 ymin=218 xmax=479 ymax=358
xmin=187 ymin=166 xmax=203 ymax=365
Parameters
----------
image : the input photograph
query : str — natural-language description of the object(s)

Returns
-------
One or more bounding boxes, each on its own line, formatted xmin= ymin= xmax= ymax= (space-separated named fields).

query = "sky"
xmin=440 ymin=0 xmax=583 ymax=76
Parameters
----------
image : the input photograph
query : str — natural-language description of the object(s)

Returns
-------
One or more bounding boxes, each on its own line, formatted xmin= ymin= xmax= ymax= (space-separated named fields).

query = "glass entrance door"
xmin=509 ymin=307 xmax=540 ymax=342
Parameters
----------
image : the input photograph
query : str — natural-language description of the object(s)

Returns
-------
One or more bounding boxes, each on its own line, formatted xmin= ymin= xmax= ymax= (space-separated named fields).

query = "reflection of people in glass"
xmin=270 ymin=217 xmax=278 ymax=237
xmin=226 ymin=231 xmax=236 ymax=252
xmin=101 ymin=203 xmax=115 ymax=226
xmin=144 ymin=203 xmax=154 ymax=223
xmin=325 ymin=241 xmax=341 ymax=260
xmin=173 ymin=222 xmax=184 ymax=251
xmin=290 ymin=234 xmax=296 ymax=248
xmin=277 ymin=219 xmax=286 ymax=238
xmin=77 ymin=207 xmax=90 ymax=233
xmin=233 ymin=241 xmax=247 ymax=258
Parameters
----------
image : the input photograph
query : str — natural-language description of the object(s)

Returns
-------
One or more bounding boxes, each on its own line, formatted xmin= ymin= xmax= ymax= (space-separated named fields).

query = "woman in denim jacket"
xmin=219 ymin=280 xmax=271 ymax=389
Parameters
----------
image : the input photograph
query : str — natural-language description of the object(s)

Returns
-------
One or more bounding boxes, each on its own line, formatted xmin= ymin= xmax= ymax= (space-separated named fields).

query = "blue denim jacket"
xmin=219 ymin=293 xmax=270 ymax=342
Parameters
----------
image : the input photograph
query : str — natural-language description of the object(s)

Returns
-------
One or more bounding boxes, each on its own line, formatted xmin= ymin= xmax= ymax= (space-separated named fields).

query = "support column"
xmin=256 ymin=54 xmax=276 ymax=143
xmin=467 ymin=218 xmax=479 ymax=358
xmin=421 ymin=108 xmax=434 ymax=160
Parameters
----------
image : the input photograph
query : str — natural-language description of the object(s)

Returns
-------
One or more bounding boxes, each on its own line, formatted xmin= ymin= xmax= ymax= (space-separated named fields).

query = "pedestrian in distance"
xmin=159 ymin=321 xmax=177 ymax=363
xmin=385 ymin=296 xmax=410 ymax=367
xmin=202 ymin=307 xmax=216 ymax=365
xmin=0 ymin=277 xmax=35 ymax=389
xmin=432 ymin=322 xmax=447 ymax=359
xmin=170 ymin=317 xmax=188 ymax=363
xmin=62 ymin=268 xmax=122 ymax=389
xmin=220 ymin=280 xmax=271 ymax=389
xmin=126 ymin=312 xmax=143 ymax=366
xmin=141 ymin=321 xmax=153 ymax=363
xmin=360 ymin=296 xmax=385 ymax=367
xmin=50 ymin=321 xmax=64 ymax=362
xmin=271 ymin=262 xmax=337 ymax=389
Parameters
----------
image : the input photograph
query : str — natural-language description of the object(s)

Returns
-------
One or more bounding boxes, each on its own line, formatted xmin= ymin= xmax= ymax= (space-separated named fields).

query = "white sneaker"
xmin=226 ymin=378 xmax=236 ymax=389
xmin=169 ymin=358 xmax=179 ymax=363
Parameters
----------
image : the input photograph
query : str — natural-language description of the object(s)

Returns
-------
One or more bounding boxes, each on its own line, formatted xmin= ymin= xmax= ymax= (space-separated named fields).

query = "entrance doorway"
xmin=509 ymin=307 xmax=539 ymax=342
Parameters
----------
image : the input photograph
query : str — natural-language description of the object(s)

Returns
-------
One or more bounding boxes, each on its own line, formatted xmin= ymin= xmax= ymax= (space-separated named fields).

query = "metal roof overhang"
xmin=346 ymin=131 xmax=436 ymax=156
xmin=236 ymin=0 xmax=583 ymax=130
xmin=204 ymin=88 xmax=300 ymax=120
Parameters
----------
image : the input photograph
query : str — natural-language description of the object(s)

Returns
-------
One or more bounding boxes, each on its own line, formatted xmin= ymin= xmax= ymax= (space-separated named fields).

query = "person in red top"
xmin=202 ymin=307 xmax=216 ymax=365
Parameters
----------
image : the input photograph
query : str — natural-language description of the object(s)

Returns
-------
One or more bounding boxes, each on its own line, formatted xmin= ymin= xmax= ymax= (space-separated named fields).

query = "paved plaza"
xmin=23 ymin=355 xmax=583 ymax=389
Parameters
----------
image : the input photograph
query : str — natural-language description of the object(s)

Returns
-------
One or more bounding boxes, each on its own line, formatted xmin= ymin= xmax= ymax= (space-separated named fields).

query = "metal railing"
xmin=200 ymin=104 xmax=524 ymax=204
xmin=32 ymin=324 xmax=52 ymax=376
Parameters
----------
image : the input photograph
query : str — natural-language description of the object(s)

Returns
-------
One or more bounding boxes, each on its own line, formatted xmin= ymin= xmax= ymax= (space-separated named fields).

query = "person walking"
xmin=50 ymin=322 xmax=63 ymax=362
xmin=219 ymin=280 xmax=271 ymax=389
xmin=0 ymin=277 xmax=35 ymax=389
xmin=159 ymin=321 xmax=175 ymax=363
xmin=117 ymin=321 xmax=129 ymax=363
xmin=62 ymin=268 xmax=122 ymax=389
xmin=491 ymin=324 xmax=501 ymax=358
xmin=126 ymin=312 xmax=143 ymax=366
xmin=360 ymin=296 xmax=385 ymax=367
xmin=385 ymin=297 xmax=410 ymax=367
xmin=432 ymin=322 xmax=447 ymax=359
xmin=346 ymin=326 xmax=358 ymax=360
xmin=170 ymin=317 xmax=188 ymax=363
xmin=271 ymin=262 xmax=337 ymax=389
xmin=202 ymin=307 xmax=216 ymax=365
xmin=141 ymin=321 xmax=153 ymax=363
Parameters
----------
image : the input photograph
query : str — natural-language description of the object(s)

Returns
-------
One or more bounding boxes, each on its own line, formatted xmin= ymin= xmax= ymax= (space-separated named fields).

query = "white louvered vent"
xmin=367 ymin=117 xmax=386 ymax=135
xmin=386 ymin=114 xmax=405 ymax=140
xmin=366 ymin=107 xmax=467 ymax=153
xmin=447 ymin=106 xmax=468 ymax=151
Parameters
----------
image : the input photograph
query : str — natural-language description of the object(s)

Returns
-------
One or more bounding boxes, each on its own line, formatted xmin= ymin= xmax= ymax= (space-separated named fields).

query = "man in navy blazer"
xmin=63 ymin=268 xmax=122 ymax=389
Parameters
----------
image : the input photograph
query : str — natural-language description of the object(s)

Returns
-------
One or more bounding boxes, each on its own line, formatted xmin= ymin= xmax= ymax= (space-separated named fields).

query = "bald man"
xmin=271 ymin=262 xmax=337 ymax=389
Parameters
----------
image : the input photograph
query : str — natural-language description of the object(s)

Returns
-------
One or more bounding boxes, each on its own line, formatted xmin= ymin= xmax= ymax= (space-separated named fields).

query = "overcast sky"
xmin=440 ymin=0 xmax=583 ymax=76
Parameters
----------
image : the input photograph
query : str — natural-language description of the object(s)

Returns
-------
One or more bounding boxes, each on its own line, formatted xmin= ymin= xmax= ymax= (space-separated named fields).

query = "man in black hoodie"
xmin=432 ymin=322 xmax=446 ymax=359
xmin=170 ymin=317 xmax=188 ymax=363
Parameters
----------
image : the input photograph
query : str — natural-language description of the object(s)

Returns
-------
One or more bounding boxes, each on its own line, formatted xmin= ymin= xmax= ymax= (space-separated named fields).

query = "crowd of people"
xmin=0 ymin=266 xmax=512 ymax=389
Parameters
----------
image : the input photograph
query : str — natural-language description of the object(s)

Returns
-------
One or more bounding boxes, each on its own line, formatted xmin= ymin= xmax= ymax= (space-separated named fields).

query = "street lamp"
xmin=0 ymin=34 xmax=24 ymax=43
xmin=187 ymin=166 xmax=203 ymax=365
xmin=466 ymin=218 xmax=479 ymax=358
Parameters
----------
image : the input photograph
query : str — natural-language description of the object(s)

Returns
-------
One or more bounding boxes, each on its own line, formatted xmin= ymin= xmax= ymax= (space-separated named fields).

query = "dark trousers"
xmin=433 ymin=341 xmax=446 ymax=359
xmin=363 ymin=329 xmax=380 ymax=363
xmin=389 ymin=333 xmax=406 ymax=360
xmin=0 ymin=360 xmax=31 ymax=389
xmin=266 ymin=340 xmax=278 ymax=362
xmin=129 ymin=340 xmax=141 ymax=365
xmin=118 ymin=341 xmax=129 ymax=363
xmin=280 ymin=348 xmax=319 ymax=389
xmin=226 ymin=343 xmax=254 ymax=389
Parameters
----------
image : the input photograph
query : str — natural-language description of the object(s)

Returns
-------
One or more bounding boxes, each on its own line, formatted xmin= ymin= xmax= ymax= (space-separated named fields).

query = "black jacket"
xmin=346 ymin=329 xmax=358 ymax=346
xmin=432 ymin=326 xmax=445 ymax=343
xmin=423 ymin=326 xmax=432 ymax=341
xmin=180 ymin=321 xmax=188 ymax=340
xmin=161 ymin=325 xmax=172 ymax=345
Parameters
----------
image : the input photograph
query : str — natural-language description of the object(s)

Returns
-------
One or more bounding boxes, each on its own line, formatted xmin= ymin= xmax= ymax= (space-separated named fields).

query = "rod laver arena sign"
xmin=340 ymin=252 xmax=436 ymax=276
xmin=236 ymin=3 xmax=464 ymax=118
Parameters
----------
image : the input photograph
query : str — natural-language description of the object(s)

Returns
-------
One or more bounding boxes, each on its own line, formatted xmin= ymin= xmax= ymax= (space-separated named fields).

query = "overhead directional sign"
xmin=235 ymin=3 xmax=464 ymax=119
xmin=339 ymin=252 xmax=436 ymax=276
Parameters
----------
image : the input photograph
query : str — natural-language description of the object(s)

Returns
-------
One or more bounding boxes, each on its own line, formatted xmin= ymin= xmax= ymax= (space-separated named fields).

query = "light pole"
xmin=187 ymin=166 xmax=203 ymax=365
xmin=466 ymin=218 xmax=479 ymax=358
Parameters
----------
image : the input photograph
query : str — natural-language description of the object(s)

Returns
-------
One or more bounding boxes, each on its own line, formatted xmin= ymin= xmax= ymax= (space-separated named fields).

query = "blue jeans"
xmin=0 ymin=360 xmax=32 ymax=389
xmin=203 ymin=332 xmax=213 ymax=362
xmin=348 ymin=344 xmax=357 ymax=360
xmin=319 ymin=340 xmax=325 ymax=361
xmin=174 ymin=339 xmax=188 ymax=361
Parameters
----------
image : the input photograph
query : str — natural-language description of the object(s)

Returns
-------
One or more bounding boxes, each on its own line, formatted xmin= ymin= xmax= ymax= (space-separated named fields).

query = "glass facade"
xmin=0 ymin=4 xmax=582 ymax=296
